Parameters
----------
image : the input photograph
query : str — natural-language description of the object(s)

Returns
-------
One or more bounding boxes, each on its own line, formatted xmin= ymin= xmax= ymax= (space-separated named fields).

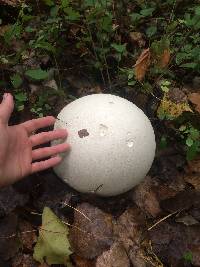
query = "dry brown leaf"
xmin=160 ymin=49 xmax=170 ymax=68
xmin=69 ymin=203 xmax=113 ymax=259
xmin=72 ymin=255 xmax=94 ymax=267
xmin=189 ymin=92 xmax=200 ymax=113
xmin=96 ymin=242 xmax=130 ymax=267
xmin=132 ymin=176 xmax=161 ymax=217
xmin=0 ymin=0 xmax=21 ymax=6
xmin=134 ymin=48 xmax=151 ymax=81
xmin=0 ymin=25 xmax=10 ymax=36
xmin=184 ymin=174 xmax=200 ymax=191
xmin=186 ymin=156 xmax=200 ymax=173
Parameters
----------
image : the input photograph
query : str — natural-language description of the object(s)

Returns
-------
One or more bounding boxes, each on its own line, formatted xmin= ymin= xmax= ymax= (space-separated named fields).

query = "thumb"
xmin=0 ymin=93 xmax=14 ymax=124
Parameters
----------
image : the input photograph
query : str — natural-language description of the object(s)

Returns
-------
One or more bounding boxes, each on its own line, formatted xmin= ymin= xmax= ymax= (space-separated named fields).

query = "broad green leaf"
xmin=50 ymin=5 xmax=59 ymax=17
xmin=64 ymin=7 xmax=80 ymax=21
xmin=100 ymin=15 xmax=113 ymax=32
xmin=146 ymin=25 xmax=157 ymax=37
xmin=128 ymin=80 xmax=136 ymax=86
xmin=111 ymin=43 xmax=126 ymax=53
xmin=15 ymin=92 xmax=27 ymax=102
xmin=33 ymin=207 xmax=72 ymax=266
xmin=11 ymin=74 xmax=23 ymax=88
xmin=130 ymin=13 xmax=143 ymax=22
xmin=25 ymin=69 xmax=49 ymax=81
xmin=140 ymin=7 xmax=155 ymax=17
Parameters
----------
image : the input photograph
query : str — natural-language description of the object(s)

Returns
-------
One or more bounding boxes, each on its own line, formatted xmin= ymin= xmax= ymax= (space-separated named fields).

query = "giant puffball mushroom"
xmin=53 ymin=94 xmax=156 ymax=197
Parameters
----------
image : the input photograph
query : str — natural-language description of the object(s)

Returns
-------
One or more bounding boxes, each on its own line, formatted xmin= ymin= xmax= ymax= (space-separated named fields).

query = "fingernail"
xmin=3 ymin=93 xmax=8 ymax=100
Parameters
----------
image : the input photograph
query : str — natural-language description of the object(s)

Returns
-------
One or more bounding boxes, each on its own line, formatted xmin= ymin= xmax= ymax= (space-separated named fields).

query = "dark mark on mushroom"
xmin=78 ymin=129 xmax=89 ymax=138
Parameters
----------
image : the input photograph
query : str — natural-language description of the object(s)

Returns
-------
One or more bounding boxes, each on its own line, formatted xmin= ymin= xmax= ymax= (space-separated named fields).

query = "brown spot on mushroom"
xmin=78 ymin=129 xmax=89 ymax=138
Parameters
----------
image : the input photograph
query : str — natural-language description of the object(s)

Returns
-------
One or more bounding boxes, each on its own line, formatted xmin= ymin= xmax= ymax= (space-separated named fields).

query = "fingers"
xmin=0 ymin=93 xmax=14 ymax=124
xmin=21 ymin=116 xmax=56 ymax=134
xmin=30 ymin=129 xmax=68 ymax=147
xmin=31 ymin=155 xmax=62 ymax=173
xmin=32 ymin=143 xmax=69 ymax=161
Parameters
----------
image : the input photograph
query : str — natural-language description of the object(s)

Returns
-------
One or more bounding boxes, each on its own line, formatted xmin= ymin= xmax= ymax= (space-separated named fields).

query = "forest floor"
xmin=0 ymin=72 xmax=200 ymax=267
xmin=1 ymin=1 xmax=200 ymax=266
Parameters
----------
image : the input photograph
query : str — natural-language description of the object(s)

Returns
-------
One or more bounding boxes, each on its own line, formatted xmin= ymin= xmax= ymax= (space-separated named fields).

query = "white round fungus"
xmin=53 ymin=94 xmax=156 ymax=196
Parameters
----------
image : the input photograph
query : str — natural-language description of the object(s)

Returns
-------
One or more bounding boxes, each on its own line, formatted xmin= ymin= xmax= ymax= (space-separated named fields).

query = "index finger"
xmin=21 ymin=116 xmax=56 ymax=134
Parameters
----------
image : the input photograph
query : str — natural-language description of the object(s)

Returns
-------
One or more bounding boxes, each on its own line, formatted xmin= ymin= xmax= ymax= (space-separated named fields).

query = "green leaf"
xmin=186 ymin=137 xmax=193 ymax=147
xmin=128 ymin=80 xmax=136 ymax=86
xmin=43 ymin=0 xmax=54 ymax=6
xmin=14 ymin=92 xmax=27 ymax=104
xmin=130 ymin=13 xmax=143 ymax=22
xmin=64 ymin=7 xmax=80 ymax=21
xmin=33 ymin=207 xmax=72 ymax=266
xmin=159 ymin=135 xmax=168 ymax=149
xmin=25 ymin=69 xmax=49 ymax=81
xmin=186 ymin=143 xmax=198 ymax=161
xmin=61 ymin=0 xmax=69 ymax=8
xmin=140 ymin=7 xmax=155 ymax=17
xmin=190 ymin=128 xmax=200 ymax=139
xmin=180 ymin=62 xmax=197 ymax=69
xmin=11 ymin=74 xmax=23 ymax=88
xmin=50 ymin=5 xmax=59 ymax=17
xmin=34 ymin=41 xmax=55 ymax=53
xmin=111 ymin=43 xmax=126 ymax=53
xmin=146 ymin=25 xmax=157 ymax=37
xmin=4 ymin=23 xmax=22 ymax=43
xmin=194 ymin=6 xmax=200 ymax=16
xmin=183 ymin=251 xmax=193 ymax=262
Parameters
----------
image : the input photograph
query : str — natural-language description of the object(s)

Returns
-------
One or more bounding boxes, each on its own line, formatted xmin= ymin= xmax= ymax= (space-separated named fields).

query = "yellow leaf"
xmin=157 ymin=93 xmax=192 ymax=119
xmin=134 ymin=48 xmax=151 ymax=81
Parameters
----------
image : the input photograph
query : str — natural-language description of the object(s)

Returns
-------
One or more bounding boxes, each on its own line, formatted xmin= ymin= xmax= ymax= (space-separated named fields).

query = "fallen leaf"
xmin=175 ymin=214 xmax=199 ymax=226
xmin=184 ymin=174 xmax=200 ymax=191
xmin=96 ymin=242 xmax=130 ymax=267
xmin=157 ymin=92 xmax=192 ymax=119
xmin=149 ymin=221 xmax=200 ymax=266
xmin=189 ymin=93 xmax=200 ymax=113
xmin=114 ymin=207 xmax=164 ymax=267
xmin=33 ymin=207 xmax=72 ymax=266
xmin=72 ymin=255 xmax=95 ymax=267
xmin=134 ymin=48 xmax=151 ymax=81
xmin=132 ymin=176 xmax=161 ymax=217
xmin=161 ymin=190 xmax=200 ymax=213
xmin=0 ymin=213 xmax=21 ymax=260
xmin=70 ymin=203 xmax=113 ymax=259
xmin=0 ymin=185 xmax=29 ymax=216
xmin=160 ymin=49 xmax=170 ymax=68
xmin=0 ymin=0 xmax=21 ymax=6
xmin=0 ymin=25 xmax=10 ymax=36
xmin=19 ymin=219 xmax=37 ymax=250
xmin=187 ymin=156 xmax=200 ymax=173
xmin=12 ymin=253 xmax=38 ymax=267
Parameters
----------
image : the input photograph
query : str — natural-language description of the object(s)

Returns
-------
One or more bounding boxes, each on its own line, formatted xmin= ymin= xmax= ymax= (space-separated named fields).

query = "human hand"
xmin=0 ymin=93 xmax=69 ymax=187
